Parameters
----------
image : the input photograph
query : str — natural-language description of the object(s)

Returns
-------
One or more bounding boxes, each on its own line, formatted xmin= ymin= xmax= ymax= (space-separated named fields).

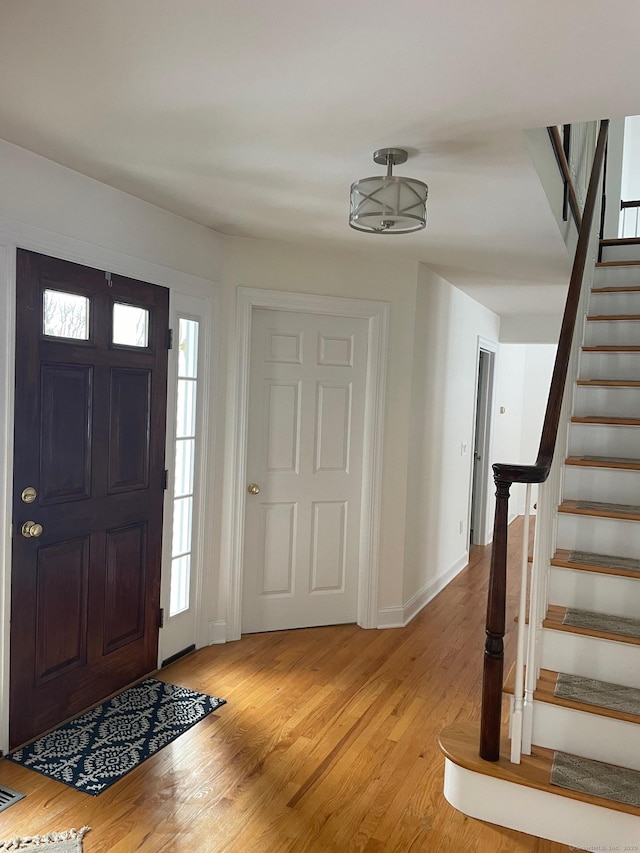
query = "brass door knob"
xmin=247 ymin=483 xmax=260 ymax=495
xmin=21 ymin=486 xmax=37 ymax=504
xmin=21 ymin=520 xmax=43 ymax=538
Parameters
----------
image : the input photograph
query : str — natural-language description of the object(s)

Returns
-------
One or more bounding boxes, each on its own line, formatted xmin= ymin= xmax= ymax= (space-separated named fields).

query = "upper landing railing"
xmin=479 ymin=119 xmax=610 ymax=762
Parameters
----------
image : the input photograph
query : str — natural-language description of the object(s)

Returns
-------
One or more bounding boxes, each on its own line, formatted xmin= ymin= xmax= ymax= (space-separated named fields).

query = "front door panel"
xmin=10 ymin=249 xmax=168 ymax=749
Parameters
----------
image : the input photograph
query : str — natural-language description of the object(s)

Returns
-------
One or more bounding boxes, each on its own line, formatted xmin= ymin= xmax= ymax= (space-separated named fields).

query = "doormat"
xmin=0 ymin=826 xmax=89 ymax=851
xmin=7 ymin=679 xmax=225 ymax=795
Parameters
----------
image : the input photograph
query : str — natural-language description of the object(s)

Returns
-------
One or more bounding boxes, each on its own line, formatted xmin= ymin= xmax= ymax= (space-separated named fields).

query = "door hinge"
xmin=105 ymin=271 xmax=113 ymax=287
xmin=162 ymin=469 xmax=169 ymax=490
xmin=159 ymin=607 xmax=165 ymax=629
xmin=167 ymin=328 xmax=173 ymax=349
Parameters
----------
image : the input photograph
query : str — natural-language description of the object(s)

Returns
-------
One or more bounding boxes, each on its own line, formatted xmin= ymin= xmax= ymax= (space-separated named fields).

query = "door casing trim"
xmin=0 ymin=223 xmax=219 ymax=754
xmin=228 ymin=287 xmax=389 ymax=639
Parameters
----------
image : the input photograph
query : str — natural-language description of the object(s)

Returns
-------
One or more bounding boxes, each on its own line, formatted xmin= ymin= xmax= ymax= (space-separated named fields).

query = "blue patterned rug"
xmin=6 ymin=679 xmax=225 ymax=795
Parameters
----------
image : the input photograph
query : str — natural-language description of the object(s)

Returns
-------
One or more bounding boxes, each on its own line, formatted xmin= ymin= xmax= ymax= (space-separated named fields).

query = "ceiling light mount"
xmin=349 ymin=147 xmax=427 ymax=234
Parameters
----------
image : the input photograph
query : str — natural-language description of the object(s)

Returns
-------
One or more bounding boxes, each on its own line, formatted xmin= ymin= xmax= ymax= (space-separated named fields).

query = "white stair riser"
xmin=594 ymin=264 xmax=640 ymax=286
xmin=563 ymin=464 xmax=640 ymax=504
xmin=549 ymin=565 xmax=640 ymax=619
xmin=568 ymin=422 xmax=640 ymax=457
xmin=579 ymin=350 xmax=640 ymax=381
xmin=529 ymin=699 xmax=640 ymax=771
xmin=584 ymin=319 xmax=640 ymax=347
xmin=573 ymin=385 xmax=640 ymax=417
xmin=557 ymin=511 xmax=640 ymax=560
xmin=599 ymin=244 xmax=640 ymax=262
xmin=444 ymin=760 xmax=640 ymax=850
xmin=589 ymin=290 xmax=640 ymax=315
xmin=540 ymin=628 xmax=640 ymax=688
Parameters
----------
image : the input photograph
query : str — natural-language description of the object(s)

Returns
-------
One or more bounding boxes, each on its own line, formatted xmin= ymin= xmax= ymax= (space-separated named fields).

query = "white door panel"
xmin=242 ymin=308 xmax=367 ymax=632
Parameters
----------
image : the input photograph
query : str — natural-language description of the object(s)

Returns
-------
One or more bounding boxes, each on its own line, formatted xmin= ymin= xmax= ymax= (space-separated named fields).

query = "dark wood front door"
xmin=10 ymin=249 xmax=169 ymax=749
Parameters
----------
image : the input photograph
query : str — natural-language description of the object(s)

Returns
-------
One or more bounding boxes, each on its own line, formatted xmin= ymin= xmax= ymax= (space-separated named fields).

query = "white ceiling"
xmin=1 ymin=1 xmax=638 ymax=315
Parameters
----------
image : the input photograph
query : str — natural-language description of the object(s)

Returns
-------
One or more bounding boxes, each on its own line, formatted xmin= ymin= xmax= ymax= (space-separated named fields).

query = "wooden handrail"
xmin=547 ymin=125 xmax=582 ymax=230
xmin=479 ymin=119 xmax=609 ymax=762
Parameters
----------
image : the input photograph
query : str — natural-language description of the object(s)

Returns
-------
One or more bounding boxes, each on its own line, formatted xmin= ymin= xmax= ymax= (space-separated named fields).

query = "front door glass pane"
xmin=113 ymin=303 xmax=149 ymax=347
xmin=43 ymin=290 xmax=90 ymax=340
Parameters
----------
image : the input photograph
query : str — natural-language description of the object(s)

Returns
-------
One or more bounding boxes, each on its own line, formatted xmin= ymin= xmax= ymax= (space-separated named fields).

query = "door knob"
xmin=21 ymin=486 xmax=37 ymax=504
xmin=21 ymin=520 xmax=43 ymax=538
xmin=247 ymin=483 xmax=260 ymax=495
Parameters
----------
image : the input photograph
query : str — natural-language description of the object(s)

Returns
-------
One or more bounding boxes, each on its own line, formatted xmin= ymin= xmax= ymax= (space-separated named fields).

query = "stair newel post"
xmin=480 ymin=471 xmax=512 ymax=761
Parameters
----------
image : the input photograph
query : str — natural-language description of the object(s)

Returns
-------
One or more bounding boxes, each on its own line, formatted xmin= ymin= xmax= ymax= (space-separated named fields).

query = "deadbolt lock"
xmin=21 ymin=486 xmax=37 ymax=504
xmin=21 ymin=520 xmax=43 ymax=538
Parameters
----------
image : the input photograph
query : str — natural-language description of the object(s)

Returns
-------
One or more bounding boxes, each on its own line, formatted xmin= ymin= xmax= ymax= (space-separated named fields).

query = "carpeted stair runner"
xmin=576 ymin=499 xmax=640 ymax=515
xmin=568 ymin=550 xmax=640 ymax=574
xmin=554 ymin=673 xmax=640 ymax=716
xmin=551 ymin=751 xmax=640 ymax=808
xmin=563 ymin=608 xmax=640 ymax=639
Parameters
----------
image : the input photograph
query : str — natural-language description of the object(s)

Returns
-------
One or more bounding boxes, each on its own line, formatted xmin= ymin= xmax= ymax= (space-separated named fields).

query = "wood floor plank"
xmin=0 ymin=517 xmax=572 ymax=852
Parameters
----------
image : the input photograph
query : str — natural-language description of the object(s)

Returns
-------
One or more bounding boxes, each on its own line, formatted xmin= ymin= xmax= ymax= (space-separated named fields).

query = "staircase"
xmin=439 ymin=242 xmax=640 ymax=849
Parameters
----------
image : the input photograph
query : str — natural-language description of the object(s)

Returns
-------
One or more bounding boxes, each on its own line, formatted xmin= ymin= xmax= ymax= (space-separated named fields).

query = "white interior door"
xmin=242 ymin=307 xmax=368 ymax=633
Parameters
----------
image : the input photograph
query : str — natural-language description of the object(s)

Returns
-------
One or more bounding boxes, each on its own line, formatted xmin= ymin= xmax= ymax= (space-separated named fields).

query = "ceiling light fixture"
xmin=349 ymin=148 xmax=428 ymax=234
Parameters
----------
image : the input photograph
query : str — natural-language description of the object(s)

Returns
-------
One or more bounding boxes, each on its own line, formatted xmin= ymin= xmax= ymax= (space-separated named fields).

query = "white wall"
xmin=0 ymin=139 xmax=225 ymax=753
xmin=492 ymin=344 xmax=556 ymax=519
xmin=220 ymin=237 xmax=419 ymax=618
xmin=401 ymin=266 xmax=500 ymax=619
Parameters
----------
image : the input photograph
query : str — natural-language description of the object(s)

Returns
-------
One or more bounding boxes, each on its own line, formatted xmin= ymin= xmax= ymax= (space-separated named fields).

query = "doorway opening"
xmin=469 ymin=343 xmax=496 ymax=547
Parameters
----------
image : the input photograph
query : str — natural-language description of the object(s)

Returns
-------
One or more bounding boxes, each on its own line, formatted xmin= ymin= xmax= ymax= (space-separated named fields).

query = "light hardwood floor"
xmin=0 ymin=518 xmax=572 ymax=851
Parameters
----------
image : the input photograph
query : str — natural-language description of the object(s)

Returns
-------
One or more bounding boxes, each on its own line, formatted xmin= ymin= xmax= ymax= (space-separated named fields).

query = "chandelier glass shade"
xmin=349 ymin=148 xmax=427 ymax=234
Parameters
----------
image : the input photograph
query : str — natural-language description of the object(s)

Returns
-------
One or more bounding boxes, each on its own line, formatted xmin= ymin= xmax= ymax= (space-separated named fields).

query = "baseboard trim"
xmin=377 ymin=551 xmax=469 ymax=629
xmin=209 ymin=620 xmax=228 ymax=645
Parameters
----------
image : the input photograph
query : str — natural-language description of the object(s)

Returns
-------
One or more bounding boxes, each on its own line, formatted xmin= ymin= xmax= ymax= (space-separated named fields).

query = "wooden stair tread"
xmin=577 ymin=379 xmax=640 ymax=387
xmin=596 ymin=260 xmax=640 ymax=267
xmin=558 ymin=499 xmax=640 ymax=520
xmin=530 ymin=669 xmax=640 ymax=725
xmin=582 ymin=345 xmax=640 ymax=352
xmin=587 ymin=314 xmax=640 ymax=321
xmin=571 ymin=415 xmax=640 ymax=426
xmin=553 ymin=548 xmax=640 ymax=578
xmin=591 ymin=285 xmax=640 ymax=293
xmin=438 ymin=721 xmax=640 ymax=817
xmin=565 ymin=454 xmax=640 ymax=470
xmin=544 ymin=605 xmax=640 ymax=646
xmin=599 ymin=237 xmax=640 ymax=247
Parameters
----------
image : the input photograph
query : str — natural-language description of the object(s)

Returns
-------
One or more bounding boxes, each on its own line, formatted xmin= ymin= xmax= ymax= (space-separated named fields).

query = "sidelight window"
xmin=169 ymin=318 xmax=200 ymax=616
